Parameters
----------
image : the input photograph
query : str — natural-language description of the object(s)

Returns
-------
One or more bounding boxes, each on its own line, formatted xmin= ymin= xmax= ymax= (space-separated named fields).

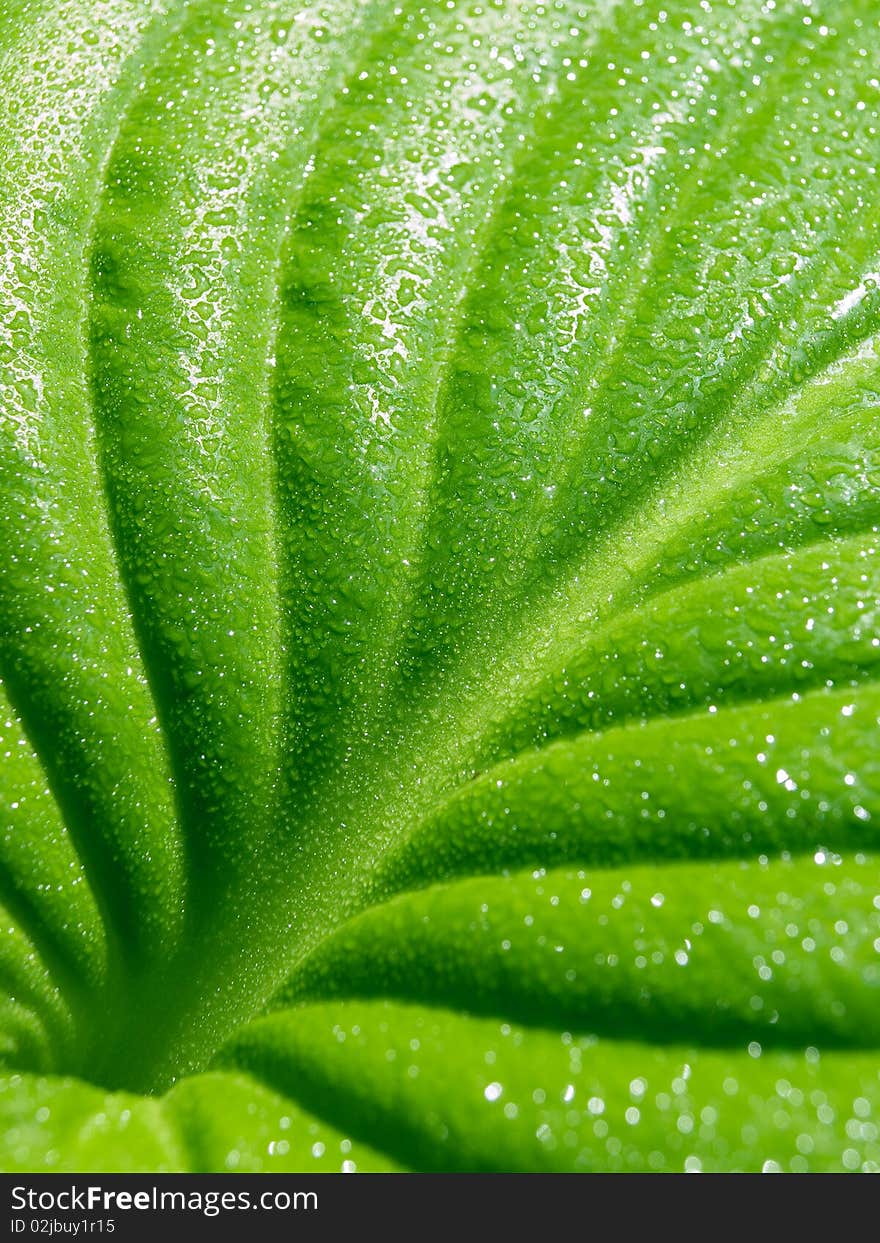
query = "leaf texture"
xmin=1 ymin=0 xmax=879 ymax=1171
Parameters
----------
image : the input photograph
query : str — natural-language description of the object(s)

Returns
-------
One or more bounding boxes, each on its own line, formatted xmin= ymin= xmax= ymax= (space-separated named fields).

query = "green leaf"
xmin=1 ymin=0 xmax=879 ymax=1172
